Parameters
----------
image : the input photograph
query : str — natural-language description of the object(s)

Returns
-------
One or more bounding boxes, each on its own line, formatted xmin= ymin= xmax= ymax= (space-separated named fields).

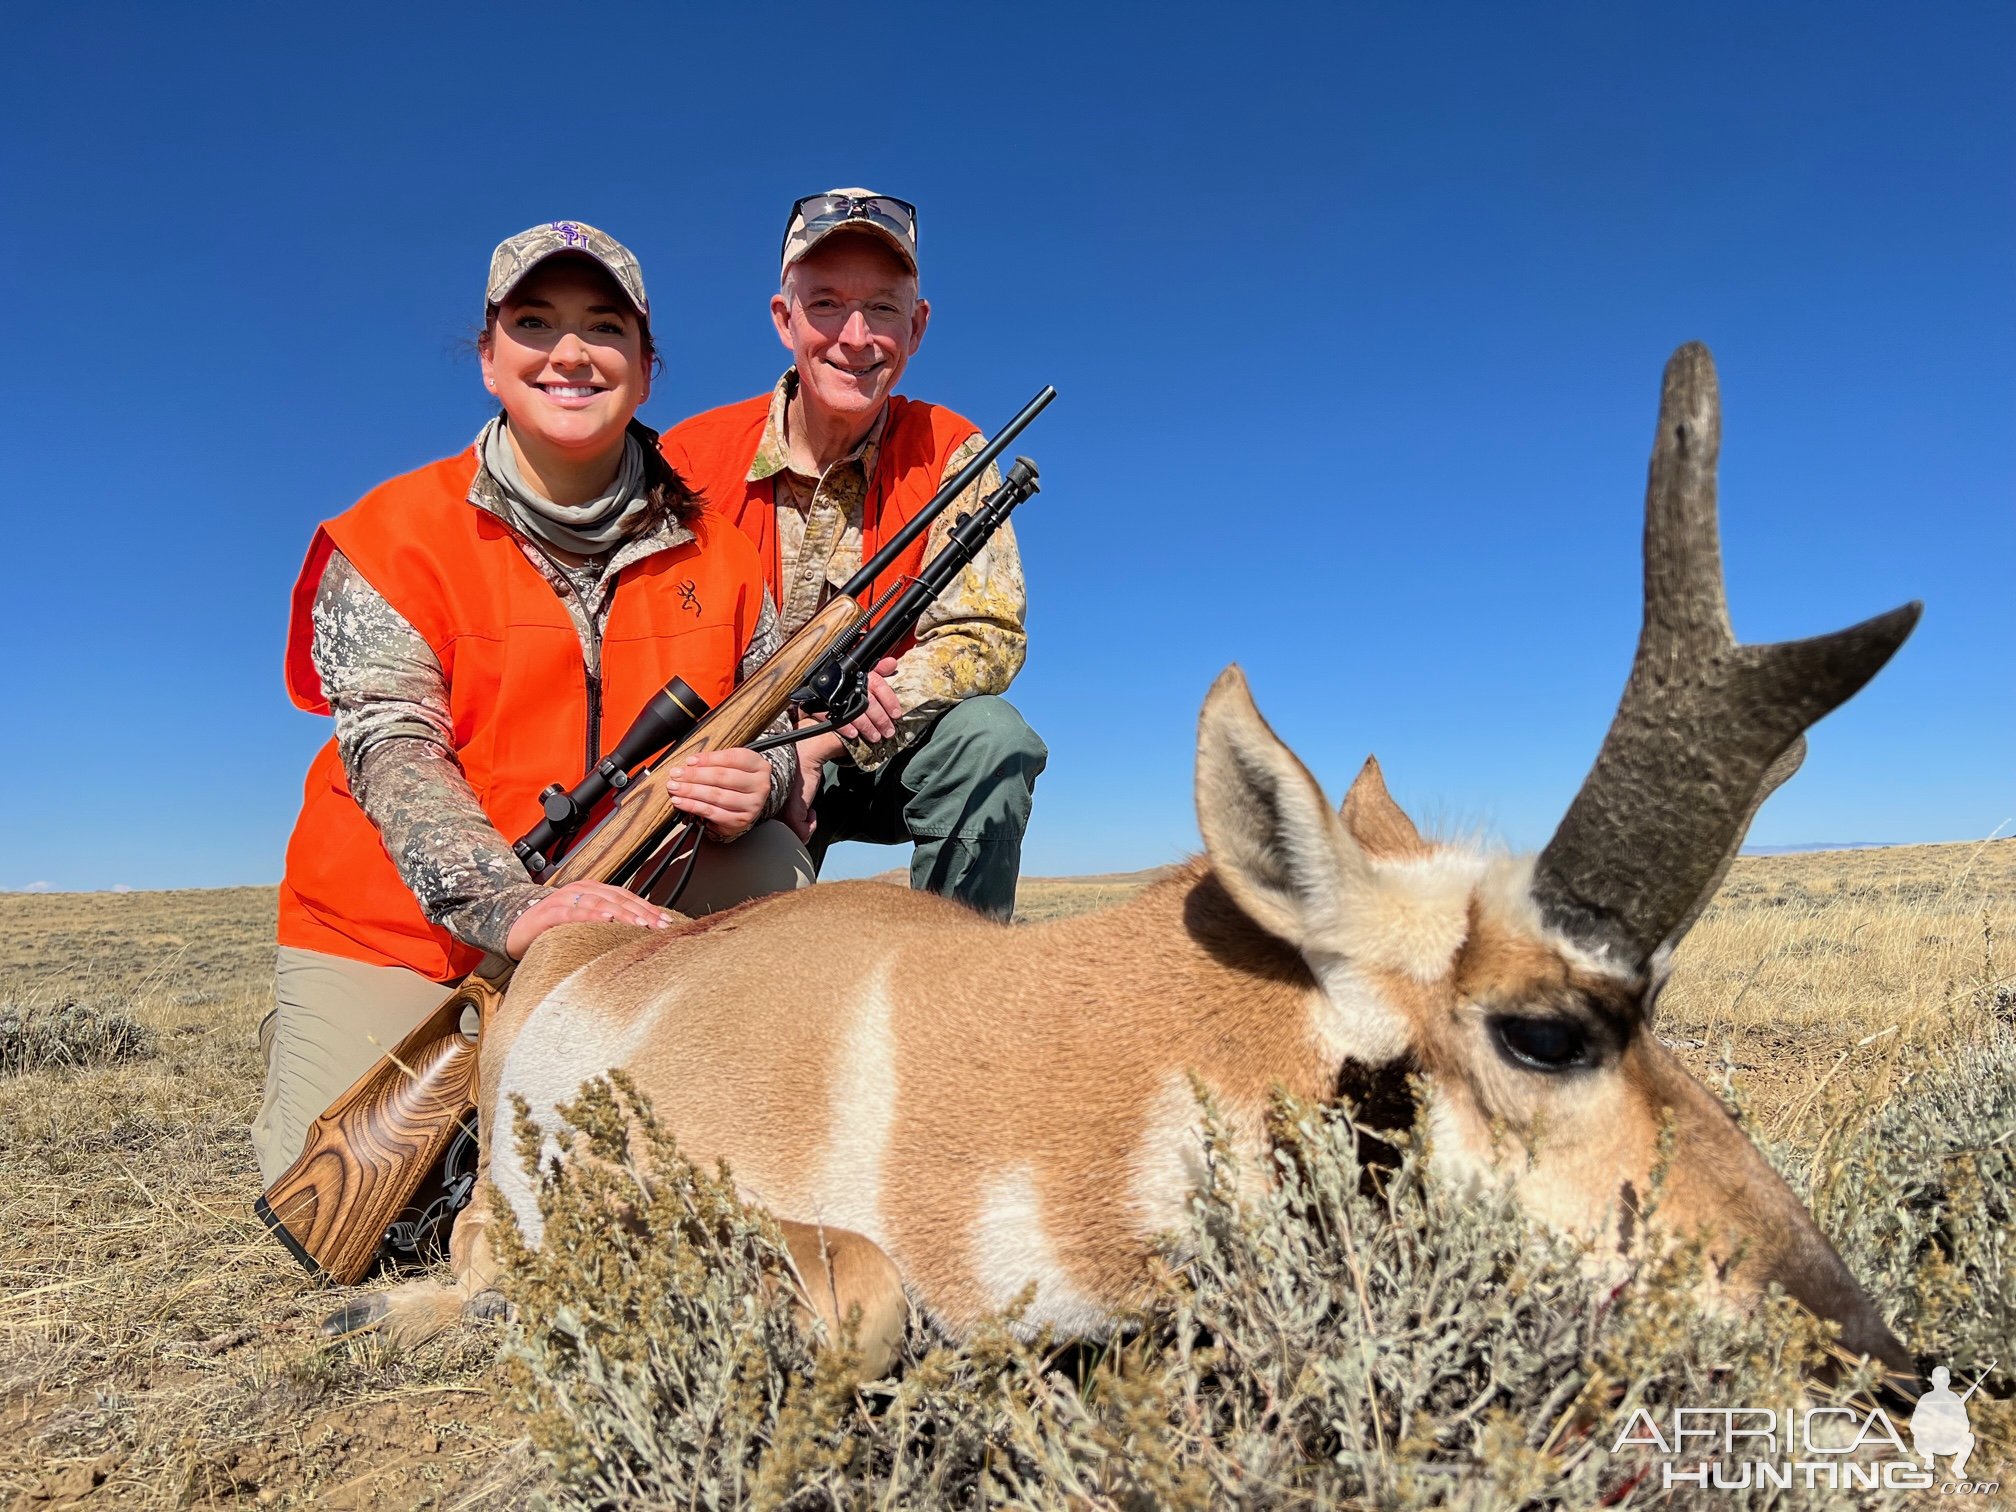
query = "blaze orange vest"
xmin=278 ymin=448 xmax=767 ymax=981
xmin=659 ymin=392 xmax=980 ymax=655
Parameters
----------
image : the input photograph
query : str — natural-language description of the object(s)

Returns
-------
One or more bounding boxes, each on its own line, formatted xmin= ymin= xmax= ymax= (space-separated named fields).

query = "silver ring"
xmin=571 ymin=892 xmax=584 ymax=905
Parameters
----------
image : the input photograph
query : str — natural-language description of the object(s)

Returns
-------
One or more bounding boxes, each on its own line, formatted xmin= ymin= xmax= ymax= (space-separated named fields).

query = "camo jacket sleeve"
xmin=845 ymin=436 xmax=1028 ymax=770
xmin=310 ymin=551 xmax=545 ymax=957
xmin=741 ymin=589 xmax=796 ymax=821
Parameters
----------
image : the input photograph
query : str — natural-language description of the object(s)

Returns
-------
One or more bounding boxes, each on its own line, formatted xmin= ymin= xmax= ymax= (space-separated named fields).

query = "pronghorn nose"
xmin=1646 ymin=1047 xmax=1914 ymax=1379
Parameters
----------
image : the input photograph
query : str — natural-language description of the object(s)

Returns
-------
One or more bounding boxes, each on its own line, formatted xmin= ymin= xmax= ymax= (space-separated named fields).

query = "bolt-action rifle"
xmin=255 ymin=387 xmax=1054 ymax=1285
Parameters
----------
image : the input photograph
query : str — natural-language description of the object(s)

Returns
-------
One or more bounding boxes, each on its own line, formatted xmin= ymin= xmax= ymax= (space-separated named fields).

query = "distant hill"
xmin=1740 ymin=842 xmax=1902 ymax=856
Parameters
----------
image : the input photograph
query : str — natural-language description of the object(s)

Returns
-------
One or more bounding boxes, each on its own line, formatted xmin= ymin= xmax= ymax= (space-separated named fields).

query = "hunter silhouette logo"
xmin=1912 ymin=1363 xmax=1992 ymax=1478
xmin=678 ymin=578 xmax=701 ymax=616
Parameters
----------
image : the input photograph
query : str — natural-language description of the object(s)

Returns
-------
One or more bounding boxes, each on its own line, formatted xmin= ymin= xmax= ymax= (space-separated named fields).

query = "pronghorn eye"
xmin=1492 ymin=1015 xmax=1593 ymax=1073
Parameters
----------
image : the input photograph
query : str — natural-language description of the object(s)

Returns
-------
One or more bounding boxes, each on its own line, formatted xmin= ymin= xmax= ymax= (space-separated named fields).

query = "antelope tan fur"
xmin=364 ymin=344 xmax=1919 ymax=1378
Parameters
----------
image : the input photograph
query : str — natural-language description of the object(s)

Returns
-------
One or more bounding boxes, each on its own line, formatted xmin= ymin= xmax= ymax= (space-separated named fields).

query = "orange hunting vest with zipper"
xmin=278 ymin=447 xmax=767 ymax=982
xmin=659 ymin=393 xmax=980 ymax=658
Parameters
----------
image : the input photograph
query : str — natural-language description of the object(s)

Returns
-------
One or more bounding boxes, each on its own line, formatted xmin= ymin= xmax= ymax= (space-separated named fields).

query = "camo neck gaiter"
xmin=478 ymin=417 xmax=651 ymax=558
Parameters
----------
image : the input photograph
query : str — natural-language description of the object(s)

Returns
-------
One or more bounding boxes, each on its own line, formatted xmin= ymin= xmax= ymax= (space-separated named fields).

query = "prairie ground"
xmin=1 ymin=838 xmax=2010 ymax=1509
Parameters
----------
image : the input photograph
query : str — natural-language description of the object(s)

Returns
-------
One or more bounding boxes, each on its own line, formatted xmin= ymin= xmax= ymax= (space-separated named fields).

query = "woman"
xmin=254 ymin=222 xmax=870 ymax=1185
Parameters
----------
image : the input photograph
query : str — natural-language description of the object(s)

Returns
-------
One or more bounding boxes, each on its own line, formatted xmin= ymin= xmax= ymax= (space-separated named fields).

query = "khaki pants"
xmin=252 ymin=820 xmax=813 ymax=1185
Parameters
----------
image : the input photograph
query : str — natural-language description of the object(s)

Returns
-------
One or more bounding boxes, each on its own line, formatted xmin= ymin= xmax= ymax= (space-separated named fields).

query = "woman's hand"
xmin=505 ymin=881 xmax=677 ymax=960
xmin=667 ymin=748 xmax=772 ymax=842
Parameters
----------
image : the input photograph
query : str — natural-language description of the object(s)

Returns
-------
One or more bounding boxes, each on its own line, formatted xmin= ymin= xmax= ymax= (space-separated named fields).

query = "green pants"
xmin=809 ymin=695 xmax=1047 ymax=920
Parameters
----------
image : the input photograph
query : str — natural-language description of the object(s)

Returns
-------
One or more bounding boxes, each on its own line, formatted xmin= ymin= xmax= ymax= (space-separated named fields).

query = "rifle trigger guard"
xmin=378 ymin=1109 xmax=481 ymax=1264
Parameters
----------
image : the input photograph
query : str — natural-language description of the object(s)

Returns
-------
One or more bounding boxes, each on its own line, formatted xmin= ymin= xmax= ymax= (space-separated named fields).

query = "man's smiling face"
xmin=771 ymin=233 xmax=929 ymax=425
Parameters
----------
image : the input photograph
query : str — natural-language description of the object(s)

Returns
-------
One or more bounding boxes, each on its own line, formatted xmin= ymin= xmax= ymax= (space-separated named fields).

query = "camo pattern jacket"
xmin=310 ymin=458 xmax=793 ymax=960
xmin=751 ymin=371 xmax=1028 ymax=769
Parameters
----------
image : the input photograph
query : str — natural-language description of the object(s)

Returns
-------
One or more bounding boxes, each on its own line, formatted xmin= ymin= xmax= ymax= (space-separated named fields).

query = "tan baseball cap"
xmin=779 ymin=189 xmax=919 ymax=279
xmin=485 ymin=221 xmax=649 ymax=321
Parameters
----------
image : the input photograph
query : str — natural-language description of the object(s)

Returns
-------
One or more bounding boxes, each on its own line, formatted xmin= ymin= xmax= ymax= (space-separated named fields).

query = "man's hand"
xmin=783 ymin=657 xmax=905 ymax=844
xmin=838 ymin=657 xmax=903 ymax=744
xmin=666 ymin=748 xmax=772 ymax=842
xmin=506 ymin=881 xmax=677 ymax=960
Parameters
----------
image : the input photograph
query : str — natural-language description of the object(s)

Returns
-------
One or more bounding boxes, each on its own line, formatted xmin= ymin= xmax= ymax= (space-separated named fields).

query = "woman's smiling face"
xmin=481 ymin=255 xmax=649 ymax=461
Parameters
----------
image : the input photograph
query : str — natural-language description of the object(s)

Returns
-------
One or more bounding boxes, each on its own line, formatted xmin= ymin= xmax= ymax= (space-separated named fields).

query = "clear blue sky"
xmin=2 ymin=2 xmax=2009 ymax=892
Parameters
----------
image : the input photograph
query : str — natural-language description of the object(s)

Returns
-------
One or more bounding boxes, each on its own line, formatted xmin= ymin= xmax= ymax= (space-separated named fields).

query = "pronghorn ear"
xmin=1196 ymin=666 xmax=1368 ymax=947
xmin=1341 ymin=755 xmax=1429 ymax=861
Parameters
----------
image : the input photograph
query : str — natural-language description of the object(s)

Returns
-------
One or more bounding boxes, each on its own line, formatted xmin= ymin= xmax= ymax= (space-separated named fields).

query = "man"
xmin=662 ymin=190 xmax=1045 ymax=919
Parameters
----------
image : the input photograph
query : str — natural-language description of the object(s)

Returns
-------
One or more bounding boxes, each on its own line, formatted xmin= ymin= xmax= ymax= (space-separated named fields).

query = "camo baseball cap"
xmin=780 ymin=189 xmax=919 ymax=279
xmin=485 ymin=221 xmax=649 ymax=322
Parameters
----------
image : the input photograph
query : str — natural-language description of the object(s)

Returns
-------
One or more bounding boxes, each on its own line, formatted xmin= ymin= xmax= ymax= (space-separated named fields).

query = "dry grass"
xmin=0 ymin=839 xmax=2008 ymax=1508
xmin=0 ymin=889 xmax=537 ymax=1509
xmin=1656 ymin=839 xmax=2015 ymax=1138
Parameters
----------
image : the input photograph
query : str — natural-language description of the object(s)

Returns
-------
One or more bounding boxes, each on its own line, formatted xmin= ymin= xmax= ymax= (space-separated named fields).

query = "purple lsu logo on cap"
xmin=550 ymin=222 xmax=586 ymax=247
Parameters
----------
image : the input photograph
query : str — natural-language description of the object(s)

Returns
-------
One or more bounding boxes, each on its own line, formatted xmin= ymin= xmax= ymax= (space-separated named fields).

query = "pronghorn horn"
xmin=1531 ymin=344 xmax=1921 ymax=973
xmin=1651 ymin=737 xmax=1805 ymax=974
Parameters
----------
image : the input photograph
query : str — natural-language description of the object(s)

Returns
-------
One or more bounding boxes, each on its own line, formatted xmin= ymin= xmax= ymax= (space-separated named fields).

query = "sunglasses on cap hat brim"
xmin=781 ymin=193 xmax=918 ymax=268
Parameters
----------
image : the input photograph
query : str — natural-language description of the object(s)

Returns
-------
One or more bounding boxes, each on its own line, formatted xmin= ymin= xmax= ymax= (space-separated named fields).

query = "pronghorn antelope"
xmin=363 ymin=344 xmax=1919 ymax=1378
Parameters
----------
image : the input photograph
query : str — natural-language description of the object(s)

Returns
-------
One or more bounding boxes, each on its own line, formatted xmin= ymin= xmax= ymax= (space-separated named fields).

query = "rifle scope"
xmin=512 ymin=677 xmax=711 ymax=875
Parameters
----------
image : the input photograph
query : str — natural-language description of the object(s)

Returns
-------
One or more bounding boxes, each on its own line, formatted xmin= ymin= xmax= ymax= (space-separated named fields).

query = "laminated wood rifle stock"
xmin=255 ymin=593 xmax=867 ymax=1283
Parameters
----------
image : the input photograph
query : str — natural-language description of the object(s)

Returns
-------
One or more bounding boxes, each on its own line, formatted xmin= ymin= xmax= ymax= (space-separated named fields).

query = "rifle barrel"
xmin=837 ymin=386 xmax=1055 ymax=602
xmin=843 ymin=457 xmax=1040 ymax=674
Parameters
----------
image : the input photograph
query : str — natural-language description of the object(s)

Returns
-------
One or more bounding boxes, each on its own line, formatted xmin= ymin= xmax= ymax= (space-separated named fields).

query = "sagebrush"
xmin=0 ymin=996 xmax=154 ymax=1077
xmin=500 ymin=1032 xmax=2013 ymax=1510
